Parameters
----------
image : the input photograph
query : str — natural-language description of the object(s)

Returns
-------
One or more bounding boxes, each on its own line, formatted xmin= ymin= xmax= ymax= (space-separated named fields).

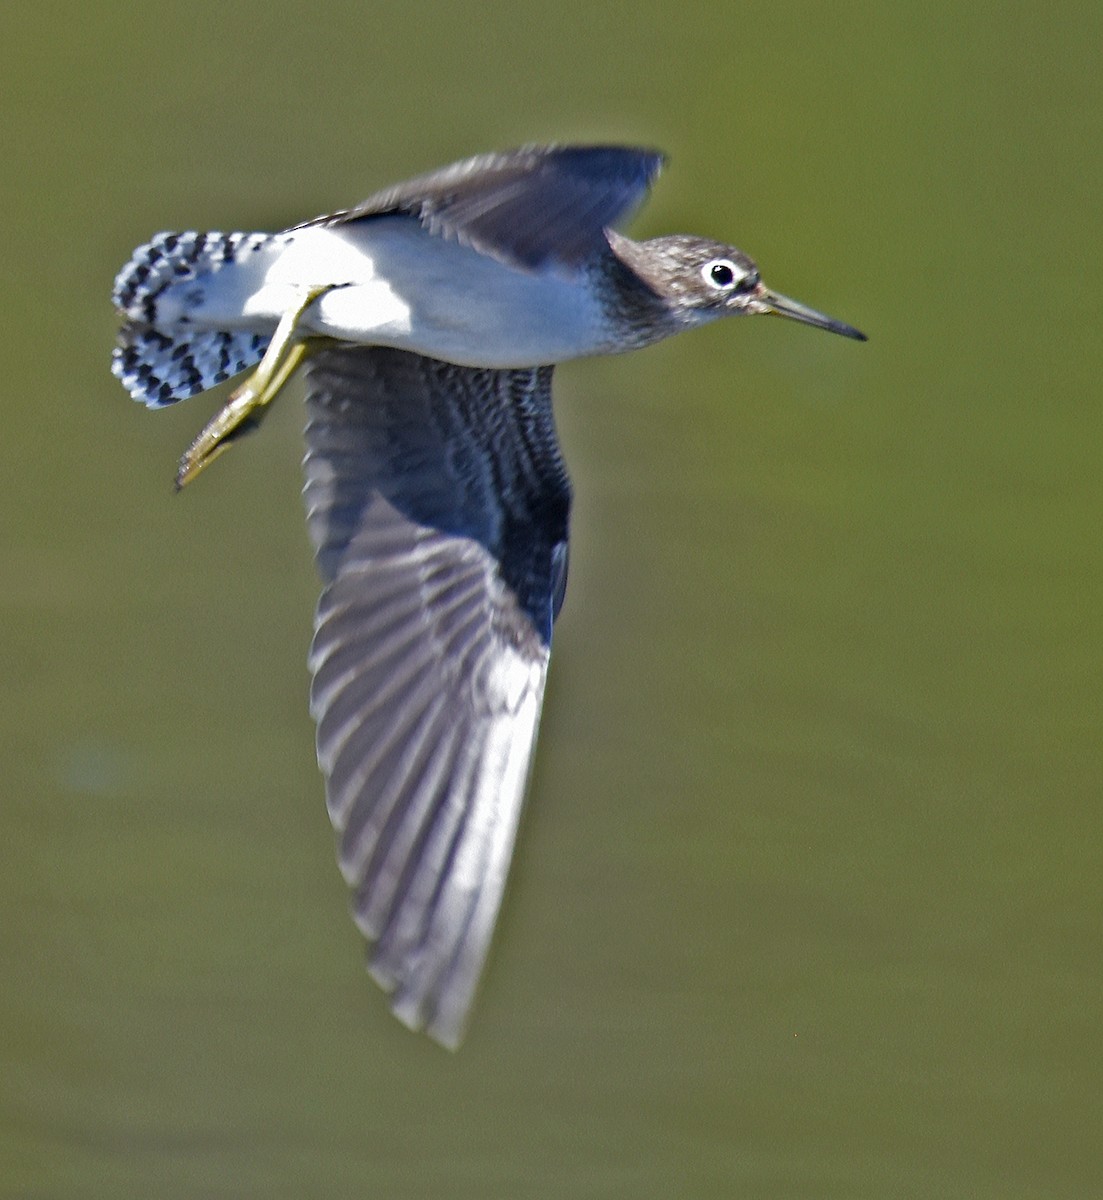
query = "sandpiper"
xmin=112 ymin=144 xmax=865 ymax=1048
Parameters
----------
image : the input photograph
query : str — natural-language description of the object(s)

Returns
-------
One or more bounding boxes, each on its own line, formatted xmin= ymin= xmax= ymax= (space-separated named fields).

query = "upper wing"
xmin=294 ymin=143 xmax=664 ymax=271
xmin=302 ymin=345 xmax=571 ymax=1048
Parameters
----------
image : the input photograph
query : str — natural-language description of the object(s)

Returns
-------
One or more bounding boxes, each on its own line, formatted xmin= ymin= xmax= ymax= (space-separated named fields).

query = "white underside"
xmin=154 ymin=217 xmax=614 ymax=369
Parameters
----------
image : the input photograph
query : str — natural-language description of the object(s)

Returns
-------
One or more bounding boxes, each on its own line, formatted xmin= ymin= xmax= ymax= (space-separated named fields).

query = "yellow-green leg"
xmin=175 ymin=285 xmax=333 ymax=489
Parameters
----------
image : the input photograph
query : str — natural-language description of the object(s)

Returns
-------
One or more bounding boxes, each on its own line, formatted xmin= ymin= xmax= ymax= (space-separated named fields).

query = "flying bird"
xmin=112 ymin=144 xmax=865 ymax=1048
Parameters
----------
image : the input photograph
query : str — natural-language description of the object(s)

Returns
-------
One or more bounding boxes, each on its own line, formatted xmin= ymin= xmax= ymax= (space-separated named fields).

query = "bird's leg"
xmin=175 ymin=285 xmax=334 ymax=489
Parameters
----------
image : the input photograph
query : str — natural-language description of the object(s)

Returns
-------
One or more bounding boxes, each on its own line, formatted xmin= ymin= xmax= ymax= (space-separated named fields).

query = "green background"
xmin=3 ymin=2 xmax=1100 ymax=1196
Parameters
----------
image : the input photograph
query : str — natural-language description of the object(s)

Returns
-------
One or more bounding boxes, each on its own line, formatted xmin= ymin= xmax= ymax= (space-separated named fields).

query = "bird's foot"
xmin=174 ymin=285 xmax=333 ymax=489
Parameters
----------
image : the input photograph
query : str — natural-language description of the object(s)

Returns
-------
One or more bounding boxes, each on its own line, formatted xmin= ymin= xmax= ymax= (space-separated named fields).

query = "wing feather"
xmin=302 ymin=344 xmax=571 ymax=1047
xmin=294 ymin=143 xmax=664 ymax=272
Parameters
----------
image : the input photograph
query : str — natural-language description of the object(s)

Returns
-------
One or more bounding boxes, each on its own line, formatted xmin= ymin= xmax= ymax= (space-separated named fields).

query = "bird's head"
xmin=607 ymin=231 xmax=866 ymax=342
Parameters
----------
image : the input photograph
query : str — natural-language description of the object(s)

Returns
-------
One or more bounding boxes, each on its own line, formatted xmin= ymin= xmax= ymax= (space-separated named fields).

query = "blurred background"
xmin=3 ymin=3 xmax=1100 ymax=1197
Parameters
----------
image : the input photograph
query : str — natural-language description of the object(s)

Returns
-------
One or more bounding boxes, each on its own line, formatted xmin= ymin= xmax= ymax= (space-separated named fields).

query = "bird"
xmin=111 ymin=143 xmax=865 ymax=1049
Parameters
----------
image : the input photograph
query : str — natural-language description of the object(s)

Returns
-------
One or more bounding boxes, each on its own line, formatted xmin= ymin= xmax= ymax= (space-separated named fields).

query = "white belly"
xmin=300 ymin=219 xmax=612 ymax=367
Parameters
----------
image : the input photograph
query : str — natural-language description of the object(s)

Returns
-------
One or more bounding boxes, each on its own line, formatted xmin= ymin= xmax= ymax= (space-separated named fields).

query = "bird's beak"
xmin=755 ymin=285 xmax=867 ymax=341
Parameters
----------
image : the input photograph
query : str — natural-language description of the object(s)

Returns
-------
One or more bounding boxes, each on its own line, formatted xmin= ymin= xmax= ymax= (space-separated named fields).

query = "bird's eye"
xmin=703 ymin=259 xmax=760 ymax=295
xmin=707 ymin=261 xmax=736 ymax=288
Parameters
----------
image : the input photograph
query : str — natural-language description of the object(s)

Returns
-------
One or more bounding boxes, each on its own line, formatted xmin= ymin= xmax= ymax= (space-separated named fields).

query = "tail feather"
xmin=112 ymin=324 xmax=270 ymax=408
xmin=112 ymin=230 xmax=275 ymax=407
xmin=112 ymin=230 xmax=272 ymax=319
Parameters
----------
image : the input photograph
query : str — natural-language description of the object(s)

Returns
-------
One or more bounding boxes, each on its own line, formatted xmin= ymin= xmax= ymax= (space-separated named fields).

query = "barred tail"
xmin=112 ymin=323 xmax=270 ymax=408
xmin=111 ymin=230 xmax=276 ymax=408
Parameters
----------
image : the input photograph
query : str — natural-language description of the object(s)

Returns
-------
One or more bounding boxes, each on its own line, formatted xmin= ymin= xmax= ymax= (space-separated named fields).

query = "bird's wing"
xmin=293 ymin=143 xmax=665 ymax=271
xmin=302 ymin=345 xmax=571 ymax=1048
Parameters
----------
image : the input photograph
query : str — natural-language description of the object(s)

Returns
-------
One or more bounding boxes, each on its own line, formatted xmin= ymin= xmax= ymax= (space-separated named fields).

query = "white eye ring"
xmin=703 ymin=259 xmax=740 ymax=289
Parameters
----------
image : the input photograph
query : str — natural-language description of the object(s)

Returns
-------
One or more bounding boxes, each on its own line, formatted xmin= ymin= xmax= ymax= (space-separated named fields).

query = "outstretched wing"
xmin=302 ymin=345 xmax=571 ymax=1048
xmin=295 ymin=143 xmax=665 ymax=271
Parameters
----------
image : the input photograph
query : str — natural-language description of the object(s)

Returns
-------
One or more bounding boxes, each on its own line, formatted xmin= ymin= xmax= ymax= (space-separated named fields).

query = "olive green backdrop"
xmin=2 ymin=2 xmax=1100 ymax=1197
